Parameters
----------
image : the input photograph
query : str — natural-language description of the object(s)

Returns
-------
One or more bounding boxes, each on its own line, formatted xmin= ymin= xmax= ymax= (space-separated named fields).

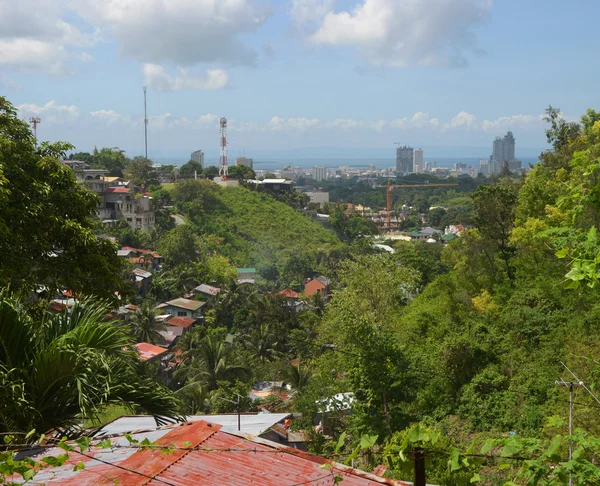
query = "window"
xmin=177 ymin=311 xmax=186 ymax=316
xmin=126 ymin=218 xmax=132 ymax=222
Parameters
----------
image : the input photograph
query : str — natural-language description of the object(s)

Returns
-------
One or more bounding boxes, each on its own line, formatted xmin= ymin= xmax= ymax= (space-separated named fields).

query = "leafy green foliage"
xmin=0 ymin=294 xmax=180 ymax=436
xmin=0 ymin=97 xmax=128 ymax=300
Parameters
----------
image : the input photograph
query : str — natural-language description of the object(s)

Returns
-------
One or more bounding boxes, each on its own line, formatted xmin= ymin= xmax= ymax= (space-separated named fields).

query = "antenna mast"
xmin=29 ymin=117 xmax=41 ymax=147
xmin=219 ymin=117 xmax=228 ymax=180
xmin=143 ymin=87 xmax=148 ymax=159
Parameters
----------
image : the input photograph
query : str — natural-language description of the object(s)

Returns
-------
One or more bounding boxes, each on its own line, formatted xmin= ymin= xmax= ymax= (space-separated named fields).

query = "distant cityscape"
xmin=183 ymin=130 xmax=528 ymax=182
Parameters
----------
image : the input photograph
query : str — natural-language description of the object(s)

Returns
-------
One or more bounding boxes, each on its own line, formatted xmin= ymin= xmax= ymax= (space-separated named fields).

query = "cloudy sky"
xmin=1 ymin=0 xmax=599 ymax=159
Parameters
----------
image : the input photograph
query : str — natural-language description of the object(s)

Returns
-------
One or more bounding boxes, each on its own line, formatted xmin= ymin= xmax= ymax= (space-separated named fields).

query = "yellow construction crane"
xmin=374 ymin=180 xmax=459 ymax=230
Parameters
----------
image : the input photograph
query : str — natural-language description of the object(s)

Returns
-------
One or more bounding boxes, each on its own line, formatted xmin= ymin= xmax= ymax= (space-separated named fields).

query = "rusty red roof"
xmin=105 ymin=187 xmax=131 ymax=193
xmin=20 ymin=420 xmax=409 ymax=485
xmin=121 ymin=247 xmax=163 ymax=259
xmin=278 ymin=288 xmax=300 ymax=299
xmin=166 ymin=316 xmax=196 ymax=328
xmin=133 ymin=342 xmax=168 ymax=361
xmin=164 ymin=298 xmax=205 ymax=311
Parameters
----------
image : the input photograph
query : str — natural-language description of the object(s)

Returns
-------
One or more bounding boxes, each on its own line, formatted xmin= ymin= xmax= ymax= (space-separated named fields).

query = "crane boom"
xmin=376 ymin=180 xmax=459 ymax=231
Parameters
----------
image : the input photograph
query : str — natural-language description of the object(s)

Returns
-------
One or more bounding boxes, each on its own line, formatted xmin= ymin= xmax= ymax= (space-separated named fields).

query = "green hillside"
xmin=171 ymin=180 xmax=342 ymax=267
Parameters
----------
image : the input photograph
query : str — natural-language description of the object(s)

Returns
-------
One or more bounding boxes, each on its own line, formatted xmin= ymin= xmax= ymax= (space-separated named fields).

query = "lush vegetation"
xmin=6 ymin=89 xmax=600 ymax=485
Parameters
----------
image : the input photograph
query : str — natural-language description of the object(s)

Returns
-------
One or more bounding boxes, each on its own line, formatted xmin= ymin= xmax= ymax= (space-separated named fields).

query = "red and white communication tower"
xmin=219 ymin=117 xmax=228 ymax=180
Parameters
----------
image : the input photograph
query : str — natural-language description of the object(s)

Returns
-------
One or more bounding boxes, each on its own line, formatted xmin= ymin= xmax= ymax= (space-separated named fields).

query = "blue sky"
xmin=1 ymin=0 xmax=599 ymax=160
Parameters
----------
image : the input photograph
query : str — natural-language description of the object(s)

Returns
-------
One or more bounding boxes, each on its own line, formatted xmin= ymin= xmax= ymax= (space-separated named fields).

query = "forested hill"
xmin=168 ymin=181 xmax=342 ymax=267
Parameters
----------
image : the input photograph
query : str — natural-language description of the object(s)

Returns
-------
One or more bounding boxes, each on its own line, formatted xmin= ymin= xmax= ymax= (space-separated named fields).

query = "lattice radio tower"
xmin=29 ymin=117 xmax=41 ymax=147
xmin=219 ymin=117 xmax=228 ymax=180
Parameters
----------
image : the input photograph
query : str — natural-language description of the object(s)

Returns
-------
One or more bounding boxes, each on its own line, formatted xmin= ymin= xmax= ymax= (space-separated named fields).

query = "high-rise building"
xmin=190 ymin=150 xmax=204 ymax=168
xmin=282 ymin=165 xmax=295 ymax=180
xmin=508 ymin=159 xmax=522 ymax=171
xmin=414 ymin=149 xmax=424 ymax=174
xmin=312 ymin=166 xmax=327 ymax=181
xmin=490 ymin=131 xmax=516 ymax=173
xmin=479 ymin=160 xmax=490 ymax=176
xmin=396 ymin=146 xmax=414 ymax=174
xmin=235 ymin=157 xmax=253 ymax=169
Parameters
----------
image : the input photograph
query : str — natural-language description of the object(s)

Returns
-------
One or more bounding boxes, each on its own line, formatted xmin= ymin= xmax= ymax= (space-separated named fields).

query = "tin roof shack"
xmin=193 ymin=284 xmax=221 ymax=299
xmin=18 ymin=420 xmax=409 ymax=485
xmin=236 ymin=267 xmax=257 ymax=284
xmin=156 ymin=298 xmax=205 ymax=319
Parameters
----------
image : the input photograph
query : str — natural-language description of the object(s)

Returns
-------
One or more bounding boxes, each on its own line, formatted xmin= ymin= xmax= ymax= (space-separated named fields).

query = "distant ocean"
xmin=249 ymin=156 xmax=542 ymax=171
xmin=158 ymin=155 xmax=542 ymax=171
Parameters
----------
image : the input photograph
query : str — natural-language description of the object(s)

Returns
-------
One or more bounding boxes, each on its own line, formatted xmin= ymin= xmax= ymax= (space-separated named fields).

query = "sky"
xmin=1 ymin=0 xmax=599 ymax=160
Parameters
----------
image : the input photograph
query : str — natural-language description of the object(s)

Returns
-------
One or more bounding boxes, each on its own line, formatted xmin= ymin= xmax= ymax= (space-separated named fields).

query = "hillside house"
xmin=237 ymin=267 xmax=257 ymax=284
xmin=193 ymin=284 xmax=221 ymax=299
xmin=63 ymin=160 xmax=156 ymax=232
xmin=304 ymin=276 xmax=330 ymax=297
xmin=132 ymin=268 xmax=152 ymax=294
xmin=156 ymin=298 xmax=205 ymax=318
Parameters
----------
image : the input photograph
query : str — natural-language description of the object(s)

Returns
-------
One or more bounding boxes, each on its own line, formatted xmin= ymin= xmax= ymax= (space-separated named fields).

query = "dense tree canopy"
xmin=0 ymin=97 xmax=127 ymax=300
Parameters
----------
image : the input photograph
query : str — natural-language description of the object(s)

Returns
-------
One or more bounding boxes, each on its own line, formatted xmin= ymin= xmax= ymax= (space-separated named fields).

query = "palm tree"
xmin=0 ymin=294 xmax=181 ymax=437
xmin=129 ymin=302 xmax=164 ymax=343
xmin=282 ymin=360 xmax=313 ymax=394
xmin=175 ymin=335 xmax=250 ymax=390
xmin=242 ymin=322 xmax=282 ymax=364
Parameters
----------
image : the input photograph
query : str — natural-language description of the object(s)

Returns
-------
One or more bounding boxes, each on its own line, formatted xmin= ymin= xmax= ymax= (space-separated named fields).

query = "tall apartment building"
xmin=396 ymin=146 xmax=414 ymax=175
xmin=490 ymin=131 xmax=516 ymax=173
xmin=235 ymin=157 xmax=253 ymax=169
xmin=312 ymin=166 xmax=327 ymax=181
xmin=414 ymin=148 xmax=424 ymax=174
xmin=190 ymin=150 xmax=205 ymax=168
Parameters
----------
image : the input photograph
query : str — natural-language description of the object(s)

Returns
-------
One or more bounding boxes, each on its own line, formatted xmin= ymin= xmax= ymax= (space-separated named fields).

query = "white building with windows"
xmin=190 ymin=150 xmax=205 ymax=168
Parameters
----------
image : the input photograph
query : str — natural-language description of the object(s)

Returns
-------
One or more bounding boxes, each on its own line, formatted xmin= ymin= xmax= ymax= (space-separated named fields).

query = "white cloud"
xmin=481 ymin=114 xmax=541 ymax=132
xmin=0 ymin=0 xmax=94 ymax=74
xmin=265 ymin=116 xmax=321 ymax=132
xmin=291 ymin=0 xmax=334 ymax=32
xmin=302 ymin=0 xmax=491 ymax=67
xmin=328 ymin=118 xmax=386 ymax=131
xmin=391 ymin=112 xmax=440 ymax=129
xmin=143 ymin=64 xmax=230 ymax=92
xmin=444 ymin=111 xmax=477 ymax=130
xmin=70 ymin=0 xmax=270 ymax=66
xmin=17 ymin=100 xmax=80 ymax=124
xmin=91 ymin=109 xmax=133 ymax=125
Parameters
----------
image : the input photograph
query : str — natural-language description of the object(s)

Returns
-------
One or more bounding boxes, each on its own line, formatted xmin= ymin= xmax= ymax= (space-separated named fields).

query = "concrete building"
xmin=508 ymin=159 xmax=522 ymax=171
xmin=479 ymin=159 xmax=490 ymax=176
xmin=491 ymin=131 xmax=516 ymax=174
xmin=282 ymin=165 xmax=295 ymax=180
xmin=156 ymin=298 xmax=205 ymax=319
xmin=307 ymin=191 xmax=329 ymax=205
xmin=396 ymin=146 xmax=413 ymax=174
xmin=64 ymin=160 xmax=156 ymax=232
xmin=190 ymin=150 xmax=205 ymax=168
xmin=414 ymin=148 xmax=424 ymax=174
xmin=235 ymin=157 xmax=253 ymax=169
xmin=312 ymin=166 xmax=327 ymax=181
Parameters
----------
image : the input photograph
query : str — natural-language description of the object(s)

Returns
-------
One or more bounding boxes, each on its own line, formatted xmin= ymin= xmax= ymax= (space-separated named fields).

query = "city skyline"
xmin=2 ymin=0 xmax=599 ymax=157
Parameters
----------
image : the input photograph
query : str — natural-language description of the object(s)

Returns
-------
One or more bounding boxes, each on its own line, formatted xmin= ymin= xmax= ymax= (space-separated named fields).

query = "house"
xmin=165 ymin=316 xmax=197 ymax=335
xmin=132 ymin=268 xmax=152 ymax=294
xmin=193 ymin=284 xmax=221 ymax=298
xmin=156 ymin=298 xmax=205 ymax=318
xmin=247 ymin=178 xmax=293 ymax=193
xmin=304 ymin=276 xmax=330 ymax=297
xmin=236 ymin=267 xmax=257 ymax=284
xmin=411 ymin=227 xmax=443 ymax=241
xmin=278 ymin=288 xmax=300 ymax=299
xmin=133 ymin=342 xmax=168 ymax=362
xmin=121 ymin=247 xmax=164 ymax=268
xmin=22 ymin=419 xmax=409 ymax=485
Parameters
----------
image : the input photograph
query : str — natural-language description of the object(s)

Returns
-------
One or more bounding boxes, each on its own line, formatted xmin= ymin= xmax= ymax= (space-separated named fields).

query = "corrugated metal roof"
xmin=194 ymin=284 xmax=221 ymax=296
xmin=21 ymin=420 xmax=409 ymax=485
xmin=165 ymin=316 xmax=196 ymax=328
xmin=164 ymin=298 xmax=205 ymax=311
xmin=104 ymin=187 xmax=131 ymax=193
xmin=133 ymin=342 xmax=168 ymax=361
xmin=236 ymin=268 xmax=257 ymax=274
xmin=94 ymin=413 xmax=291 ymax=437
xmin=133 ymin=268 xmax=152 ymax=278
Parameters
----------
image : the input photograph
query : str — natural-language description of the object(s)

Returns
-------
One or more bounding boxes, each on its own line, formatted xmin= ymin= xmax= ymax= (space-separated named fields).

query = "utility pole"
xmin=143 ymin=87 xmax=148 ymax=160
xmin=29 ymin=117 xmax=41 ymax=147
xmin=413 ymin=448 xmax=426 ymax=486
xmin=555 ymin=380 xmax=582 ymax=485
xmin=218 ymin=394 xmax=242 ymax=431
